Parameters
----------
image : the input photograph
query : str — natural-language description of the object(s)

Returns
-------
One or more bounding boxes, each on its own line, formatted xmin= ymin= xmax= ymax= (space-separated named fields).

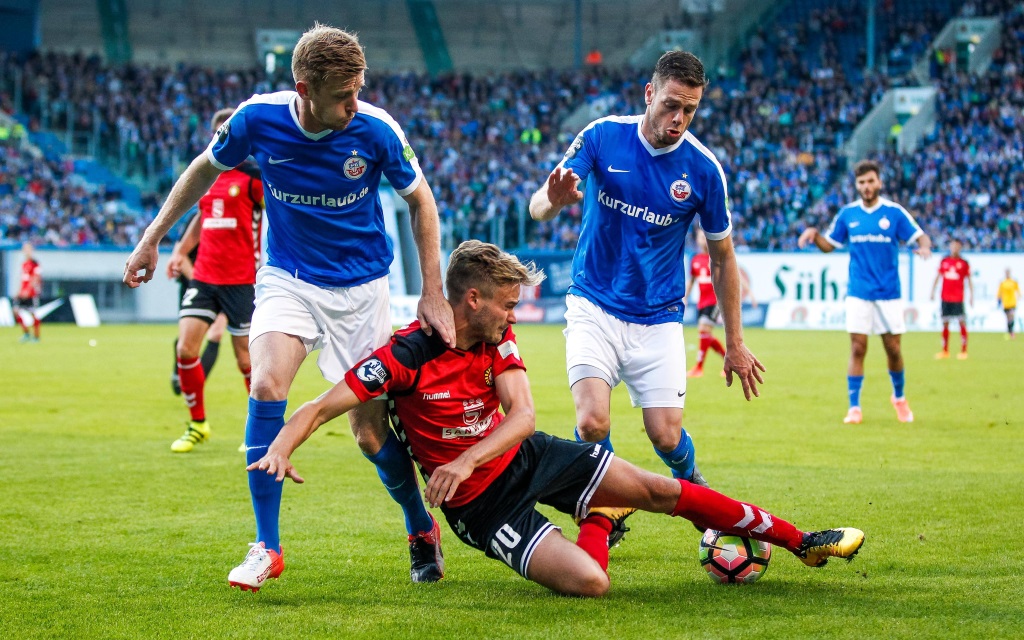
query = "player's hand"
xmin=723 ymin=342 xmax=766 ymax=401
xmin=124 ymin=241 xmax=159 ymax=288
xmin=797 ymin=228 xmax=817 ymax=249
xmin=546 ymin=168 xmax=584 ymax=209
xmin=915 ymin=245 xmax=932 ymax=260
xmin=418 ymin=288 xmax=456 ymax=348
xmin=424 ymin=457 xmax=474 ymax=507
xmin=246 ymin=450 xmax=305 ymax=484
xmin=166 ymin=253 xmax=184 ymax=279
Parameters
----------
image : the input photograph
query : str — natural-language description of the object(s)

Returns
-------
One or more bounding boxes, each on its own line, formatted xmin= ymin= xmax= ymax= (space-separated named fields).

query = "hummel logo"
xmin=607 ymin=165 xmax=629 ymax=173
xmin=268 ymin=157 xmax=294 ymax=165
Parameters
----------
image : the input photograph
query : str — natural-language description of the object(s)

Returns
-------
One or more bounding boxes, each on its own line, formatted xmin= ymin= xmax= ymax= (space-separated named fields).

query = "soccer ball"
xmin=698 ymin=529 xmax=771 ymax=584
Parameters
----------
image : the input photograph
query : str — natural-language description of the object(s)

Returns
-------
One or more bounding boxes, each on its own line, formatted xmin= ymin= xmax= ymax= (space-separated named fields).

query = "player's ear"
xmin=465 ymin=288 xmax=482 ymax=310
xmin=295 ymin=80 xmax=311 ymax=100
xmin=645 ymin=83 xmax=654 ymax=106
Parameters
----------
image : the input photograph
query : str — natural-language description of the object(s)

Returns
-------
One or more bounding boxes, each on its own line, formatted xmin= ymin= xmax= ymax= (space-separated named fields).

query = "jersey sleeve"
xmin=556 ymin=123 xmax=598 ymax=181
xmin=493 ymin=327 xmax=527 ymax=378
xmin=698 ymin=163 xmax=732 ymax=241
xmin=823 ymin=210 xmax=848 ymax=247
xmin=895 ymin=205 xmax=923 ymax=244
xmin=205 ymin=102 xmax=252 ymax=171
xmin=344 ymin=341 xmax=418 ymax=403
xmin=378 ymin=118 xmax=423 ymax=197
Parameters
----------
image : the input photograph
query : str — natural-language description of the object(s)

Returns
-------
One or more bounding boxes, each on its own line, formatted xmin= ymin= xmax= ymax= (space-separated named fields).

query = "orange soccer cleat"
xmin=934 ymin=350 xmax=950 ymax=359
xmin=228 ymin=542 xmax=284 ymax=592
xmin=891 ymin=396 xmax=914 ymax=423
xmin=843 ymin=407 xmax=863 ymax=424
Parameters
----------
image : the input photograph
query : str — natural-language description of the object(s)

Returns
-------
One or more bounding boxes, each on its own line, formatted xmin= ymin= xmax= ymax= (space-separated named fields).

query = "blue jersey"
xmin=206 ymin=91 xmax=423 ymax=288
xmin=559 ymin=116 xmax=731 ymax=324
xmin=824 ymin=197 xmax=923 ymax=300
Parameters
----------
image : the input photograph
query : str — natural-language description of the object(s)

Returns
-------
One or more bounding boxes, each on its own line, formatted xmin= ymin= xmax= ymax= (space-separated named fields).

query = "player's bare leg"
xmin=171 ymin=317 xmax=214 ymax=452
xmin=881 ymin=333 xmax=913 ymax=422
xmin=230 ymin=334 xmax=252 ymax=393
xmin=571 ymin=377 xmax=613 ymax=446
xmin=844 ymin=333 xmax=868 ymax=424
xmin=526 ymin=531 xmax=609 ymax=597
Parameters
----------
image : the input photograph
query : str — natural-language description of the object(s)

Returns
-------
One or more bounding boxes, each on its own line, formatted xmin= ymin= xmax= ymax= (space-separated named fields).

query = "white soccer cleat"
xmin=228 ymin=542 xmax=284 ymax=592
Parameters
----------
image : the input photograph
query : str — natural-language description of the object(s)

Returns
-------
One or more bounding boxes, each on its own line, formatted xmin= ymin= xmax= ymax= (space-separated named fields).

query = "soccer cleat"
xmin=957 ymin=352 xmax=968 ymax=360
xmin=687 ymin=366 xmax=704 ymax=378
xmin=843 ymin=407 xmax=863 ymax=425
xmin=19 ymin=334 xmax=31 ymax=343
xmin=170 ymin=420 xmax=211 ymax=453
xmin=408 ymin=514 xmax=444 ymax=583
xmin=934 ymin=350 xmax=950 ymax=359
xmin=171 ymin=373 xmax=182 ymax=395
xmin=891 ymin=396 xmax=914 ymax=423
xmin=584 ymin=506 xmax=638 ymax=548
xmin=228 ymin=542 xmax=284 ymax=592
xmin=796 ymin=528 xmax=865 ymax=567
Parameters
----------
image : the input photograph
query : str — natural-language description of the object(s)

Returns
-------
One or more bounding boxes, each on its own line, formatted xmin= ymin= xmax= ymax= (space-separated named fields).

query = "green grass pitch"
xmin=2 ymin=324 xmax=1022 ymax=639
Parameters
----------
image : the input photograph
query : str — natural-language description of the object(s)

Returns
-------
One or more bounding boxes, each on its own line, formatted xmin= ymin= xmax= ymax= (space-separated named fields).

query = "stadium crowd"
xmin=1 ymin=0 xmax=1022 ymax=251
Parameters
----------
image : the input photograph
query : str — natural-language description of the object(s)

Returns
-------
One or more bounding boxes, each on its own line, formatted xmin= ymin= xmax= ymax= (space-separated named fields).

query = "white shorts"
xmin=564 ymin=294 xmax=687 ymax=408
xmin=251 ymin=266 xmax=392 ymax=383
xmin=845 ymin=296 xmax=906 ymax=336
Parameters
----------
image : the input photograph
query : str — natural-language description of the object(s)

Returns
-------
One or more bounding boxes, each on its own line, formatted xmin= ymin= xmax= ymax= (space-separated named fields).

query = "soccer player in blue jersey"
xmin=528 ymin=51 xmax=764 ymax=538
xmin=123 ymin=24 xmax=455 ymax=589
xmin=798 ymin=159 xmax=931 ymax=425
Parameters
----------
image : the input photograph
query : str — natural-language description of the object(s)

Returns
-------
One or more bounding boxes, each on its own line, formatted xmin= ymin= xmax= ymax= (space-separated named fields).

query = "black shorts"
xmin=440 ymin=432 xmax=614 ymax=578
xmin=940 ymin=301 xmax=966 ymax=321
xmin=178 ymin=279 xmax=255 ymax=336
xmin=14 ymin=296 xmax=38 ymax=310
xmin=697 ymin=304 xmax=721 ymax=325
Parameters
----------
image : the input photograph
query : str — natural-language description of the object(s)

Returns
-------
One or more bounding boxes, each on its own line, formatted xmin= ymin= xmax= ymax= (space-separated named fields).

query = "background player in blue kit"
xmin=123 ymin=24 xmax=455 ymax=589
xmin=799 ymin=159 xmax=932 ymax=425
xmin=528 ymin=51 xmax=765 ymax=537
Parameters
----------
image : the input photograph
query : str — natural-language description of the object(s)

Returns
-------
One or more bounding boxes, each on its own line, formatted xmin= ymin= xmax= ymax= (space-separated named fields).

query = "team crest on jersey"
xmin=670 ymin=179 xmax=692 ymax=202
xmin=344 ymin=152 xmax=368 ymax=180
xmin=212 ymin=199 xmax=225 ymax=218
xmin=878 ymin=217 xmax=891 ymax=230
xmin=462 ymin=398 xmax=485 ymax=426
xmin=228 ymin=184 xmax=240 ymax=198
xmin=483 ymin=366 xmax=493 ymax=387
xmin=355 ymin=358 xmax=390 ymax=391
xmin=564 ymin=134 xmax=584 ymax=160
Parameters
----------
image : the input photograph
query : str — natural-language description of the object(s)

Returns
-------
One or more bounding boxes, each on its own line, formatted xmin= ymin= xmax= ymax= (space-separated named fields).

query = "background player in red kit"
xmin=246 ymin=240 xmax=864 ymax=596
xmin=684 ymin=230 xmax=756 ymax=377
xmin=14 ymin=243 xmax=42 ymax=343
xmin=930 ymin=239 xmax=973 ymax=360
xmin=165 ymin=107 xmax=264 ymax=453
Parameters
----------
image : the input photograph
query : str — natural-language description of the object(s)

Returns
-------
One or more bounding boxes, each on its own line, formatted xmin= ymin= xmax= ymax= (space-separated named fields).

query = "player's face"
xmin=470 ymin=283 xmax=521 ymax=344
xmin=305 ymin=72 xmax=364 ymax=131
xmin=854 ymin=171 xmax=881 ymax=205
xmin=643 ymin=78 xmax=703 ymax=148
xmin=950 ymin=240 xmax=962 ymax=256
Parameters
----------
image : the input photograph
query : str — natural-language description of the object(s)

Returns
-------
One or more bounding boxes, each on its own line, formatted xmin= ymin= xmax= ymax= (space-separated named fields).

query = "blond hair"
xmin=210 ymin=107 xmax=234 ymax=131
xmin=446 ymin=240 xmax=545 ymax=300
xmin=291 ymin=23 xmax=366 ymax=90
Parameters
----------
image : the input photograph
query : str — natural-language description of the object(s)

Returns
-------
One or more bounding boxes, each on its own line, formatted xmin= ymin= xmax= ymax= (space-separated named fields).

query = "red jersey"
xmin=345 ymin=322 xmax=526 ymax=508
xmin=938 ymin=256 xmax=970 ymax=303
xmin=19 ymin=259 xmax=41 ymax=298
xmin=690 ymin=252 xmax=716 ymax=308
xmin=192 ymin=168 xmax=264 ymax=285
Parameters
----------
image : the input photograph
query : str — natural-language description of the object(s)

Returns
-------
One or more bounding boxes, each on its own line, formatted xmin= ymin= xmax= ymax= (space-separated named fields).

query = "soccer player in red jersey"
xmin=684 ymin=230 xmax=756 ymax=377
xmin=246 ymin=240 xmax=864 ymax=596
xmin=930 ymin=239 xmax=973 ymax=360
xmin=14 ymin=243 xmax=42 ymax=343
xmin=164 ymin=107 xmax=264 ymax=453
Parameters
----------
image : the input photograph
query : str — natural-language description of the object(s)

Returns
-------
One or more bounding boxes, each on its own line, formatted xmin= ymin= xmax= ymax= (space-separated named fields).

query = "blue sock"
xmin=847 ymin=375 xmax=864 ymax=408
xmin=574 ymin=425 xmax=614 ymax=453
xmin=245 ymin=397 xmax=288 ymax=554
xmin=654 ymin=429 xmax=696 ymax=480
xmin=365 ymin=430 xmax=432 ymax=536
xmin=889 ymin=369 xmax=905 ymax=400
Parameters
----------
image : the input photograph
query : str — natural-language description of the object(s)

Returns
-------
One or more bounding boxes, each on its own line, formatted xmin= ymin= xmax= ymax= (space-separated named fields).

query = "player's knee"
xmin=249 ymin=376 xmax=288 ymax=402
xmin=176 ymin=342 xmax=200 ymax=361
xmin=570 ymin=567 xmax=610 ymax=598
xmin=575 ymin=415 xmax=610 ymax=442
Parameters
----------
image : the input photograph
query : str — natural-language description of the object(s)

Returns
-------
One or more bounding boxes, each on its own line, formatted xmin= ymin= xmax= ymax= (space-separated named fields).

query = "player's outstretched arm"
xmin=528 ymin=168 xmax=583 ymax=222
xmin=707 ymin=235 xmax=766 ymax=401
xmin=797 ymin=228 xmax=836 ymax=253
xmin=124 ymin=155 xmax=222 ymax=288
xmin=246 ymin=382 xmax=364 ymax=483
xmin=912 ymin=233 xmax=932 ymax=260
xmin=403 ymin=179 xmax=456 ymax=348
xmin=424 ymin=369 xmax=535 ymax=507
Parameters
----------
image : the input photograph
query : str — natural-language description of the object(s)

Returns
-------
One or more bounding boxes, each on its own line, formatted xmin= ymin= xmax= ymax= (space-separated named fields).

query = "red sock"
xmin=177 ymin=357 xmax=206 ymax=422
xmin=708 ymin=335 xmax=725 ymax=356
xmin=14 ymin=313 xmax=24 ymax=329
xmin=959 ymin=323 xmax=968 ymax=352
xmin=671 ymin=479 xmax=804 ymax=552
xmin=576 ymin=515 xmax=613 ymax=571
xmin=241 ymin=366 xmax=252 ymax=394
xmin=941 ymin=323 xmax=950 ymax=351
xmin=33 ymin=317 xmax=40 ymax=338
xmin=696 ymin=333 xmax=710 ymax=366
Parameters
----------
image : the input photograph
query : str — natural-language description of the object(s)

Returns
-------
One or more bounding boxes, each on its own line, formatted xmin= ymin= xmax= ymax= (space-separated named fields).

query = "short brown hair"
xmin=854 ymin=159 xmax=882 ymax=178
xmin=291 ymin=23 xmax=366 ymax=90
xmin=652 ymin=51 xmax=708 ymax=91
xmin=446 ymin=240 xmax=545 ymax=300
xmin=210 ymin=107 xmax=234 ymax=131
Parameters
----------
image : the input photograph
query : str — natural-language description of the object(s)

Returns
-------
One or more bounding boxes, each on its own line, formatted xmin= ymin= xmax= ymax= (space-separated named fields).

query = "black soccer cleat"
xmin=796 ymin=528 xmax=865 ymax=567
xmin=408 ymin=514 xmax=444 ymax=583
xmin=171 ymin=373 xmax=182 ymax=396
xmin=583 ymin=506 xmax=638 ymax=548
